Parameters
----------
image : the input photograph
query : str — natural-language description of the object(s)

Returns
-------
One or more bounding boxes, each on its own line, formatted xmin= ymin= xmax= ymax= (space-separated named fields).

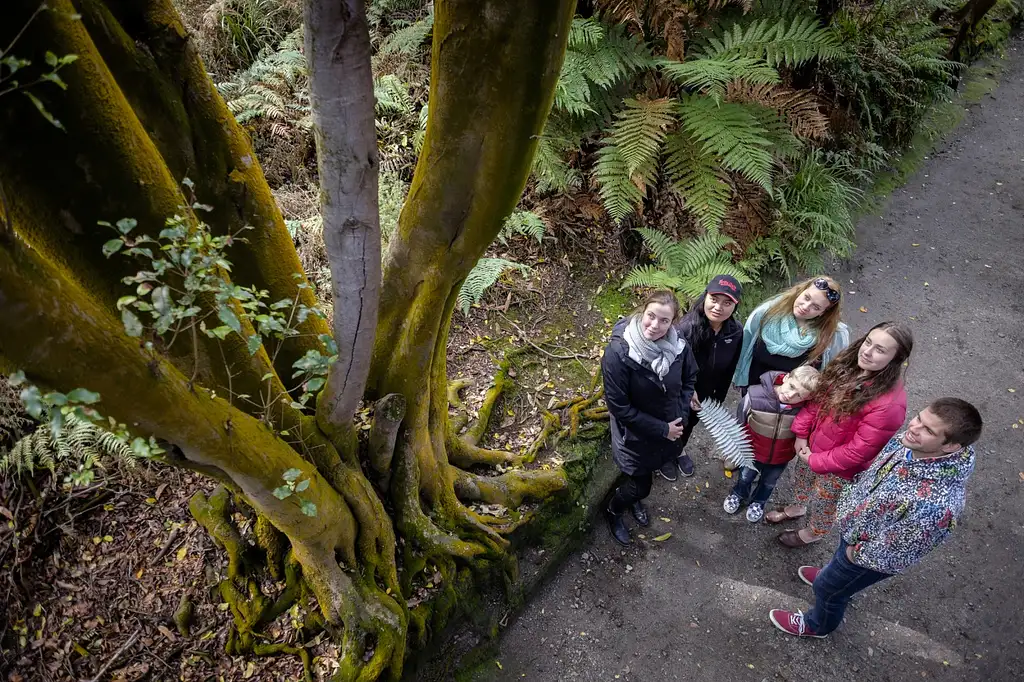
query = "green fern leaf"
xmin=608 ymin=98 xmax=677 ymax=176
xmin=500 ymin=211 xmax=547 ymax=245
xmin=658 ymin=55 xmax=779 ymax=103
xmin=678 ymin=96 xmax=775 ymax=193
xmin=663 ymin=132 xmax=732 ymax=231
xmin=458 ymin=258 xmax=530 ymax=315
xmin=594 ymin=144 xmax=646 ymax=222
xmin=694 ymin=15 xmax=839 ymax=68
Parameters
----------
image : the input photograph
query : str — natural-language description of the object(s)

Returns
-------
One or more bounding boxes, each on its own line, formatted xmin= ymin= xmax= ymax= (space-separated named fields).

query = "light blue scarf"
xmin=732 ymin=297 xmax=850 ymax=387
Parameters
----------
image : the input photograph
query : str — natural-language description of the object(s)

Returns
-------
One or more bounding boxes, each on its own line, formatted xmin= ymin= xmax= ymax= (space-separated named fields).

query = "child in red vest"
xmin=724 ymin=366 xmax=820 ymax=522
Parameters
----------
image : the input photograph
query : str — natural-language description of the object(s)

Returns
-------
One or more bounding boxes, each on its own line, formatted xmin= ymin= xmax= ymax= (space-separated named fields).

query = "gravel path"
xmin=471 ymin=39 xmax=1024 ymax=682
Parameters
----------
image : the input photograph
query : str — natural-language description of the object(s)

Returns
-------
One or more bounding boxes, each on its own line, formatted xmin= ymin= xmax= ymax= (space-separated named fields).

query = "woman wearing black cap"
xmin=657 ymin=275 xmax=744 ymax=481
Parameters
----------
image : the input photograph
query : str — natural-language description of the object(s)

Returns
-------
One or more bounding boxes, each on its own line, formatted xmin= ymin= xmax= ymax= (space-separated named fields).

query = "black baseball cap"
xmin=706 ymin=275 xmax=742 ymax=303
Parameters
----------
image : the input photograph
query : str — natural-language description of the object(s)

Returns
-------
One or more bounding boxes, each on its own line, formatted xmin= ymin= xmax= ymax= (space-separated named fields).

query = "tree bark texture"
xmin=0 ymin=0 xmax=576 ymax=678
xmin=304 ymin=0 xmax=381 ymax=449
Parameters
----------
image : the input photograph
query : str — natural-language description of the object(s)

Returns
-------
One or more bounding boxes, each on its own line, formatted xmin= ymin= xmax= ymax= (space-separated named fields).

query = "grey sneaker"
xmin=723 ymin=493 xmax=741 ymax=514
xmin=746 ymin=502 xmax=765 ymax=523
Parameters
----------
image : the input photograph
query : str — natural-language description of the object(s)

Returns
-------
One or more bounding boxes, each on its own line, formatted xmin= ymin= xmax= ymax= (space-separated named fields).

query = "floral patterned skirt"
xmin=792 ymin=461 xmax=845 ymax=537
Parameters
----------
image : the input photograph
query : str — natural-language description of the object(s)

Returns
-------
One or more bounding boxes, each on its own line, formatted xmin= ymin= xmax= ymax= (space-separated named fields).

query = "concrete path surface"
xmin=471 ymin=39 xmax=1024 ymax=682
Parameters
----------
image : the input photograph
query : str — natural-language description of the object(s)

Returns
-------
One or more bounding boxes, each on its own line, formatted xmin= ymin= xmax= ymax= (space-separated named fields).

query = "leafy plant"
xmin=0 ymin=3 xmax=79 ymax=130
xmin=746 ymin=150 xmax=863 ymax=279
xmin=1 ymin=412 xmax=137 ymax=487
xmin=622 ymin=227 xmax=754 ymax=299
xmin=208 ymin=0 xmax=301 ymax=69
xmin=498 ymin=210 xmax=547 ymax=245
xmin=272 ymin=467 xmax=317 ymax=517
xmin=819 ymin=0 xmax=961 ymax=146
xmin=458 ymin=258 xmax=531 ymax=315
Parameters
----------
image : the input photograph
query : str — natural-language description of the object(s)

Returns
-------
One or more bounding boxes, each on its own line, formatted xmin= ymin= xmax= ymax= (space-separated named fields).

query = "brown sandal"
xmin=765 ymin=507 xmax=807 ymax=524
xmin=777 ymin=530 xmax=813 ymax=548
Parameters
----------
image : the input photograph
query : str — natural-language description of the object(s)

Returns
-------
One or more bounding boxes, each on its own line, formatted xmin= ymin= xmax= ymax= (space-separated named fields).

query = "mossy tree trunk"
xmin=0 ymin=0 xmax=575 ymax=680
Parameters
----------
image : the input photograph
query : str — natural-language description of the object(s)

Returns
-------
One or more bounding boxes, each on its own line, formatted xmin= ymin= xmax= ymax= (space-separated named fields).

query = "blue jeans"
xmin=806 ymin=540 xmax=891 ymax=635
xmin=730 ymin=461 xmax=787 ymax=505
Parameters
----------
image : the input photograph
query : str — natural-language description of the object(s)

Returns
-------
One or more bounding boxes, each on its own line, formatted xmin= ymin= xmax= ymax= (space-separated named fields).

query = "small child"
xmin=724 ymin=365 xmax=820 ymax=523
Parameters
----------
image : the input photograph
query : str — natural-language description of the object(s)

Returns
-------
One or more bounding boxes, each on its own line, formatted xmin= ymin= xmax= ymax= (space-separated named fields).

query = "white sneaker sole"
xmin=798 ymin=567 xmax=818 ymax=587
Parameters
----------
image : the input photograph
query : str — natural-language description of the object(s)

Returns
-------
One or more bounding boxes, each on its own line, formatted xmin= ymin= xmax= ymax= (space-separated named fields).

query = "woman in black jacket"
xmin=658 ymin=275 xmax=744 ymax=481
xmin=601 ymin=290 xmax=699 ymax=546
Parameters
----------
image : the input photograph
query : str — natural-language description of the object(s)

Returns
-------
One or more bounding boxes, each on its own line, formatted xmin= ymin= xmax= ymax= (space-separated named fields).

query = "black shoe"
xmin=657 ymin=459 xmax=678 ymax=482
xmin=677 ymin=452 xmax=695 ymax=478
xmin=605 ymin=507 xmax=631 ymax=546
xmin=631 ymin=501 xmax=650 ymax=527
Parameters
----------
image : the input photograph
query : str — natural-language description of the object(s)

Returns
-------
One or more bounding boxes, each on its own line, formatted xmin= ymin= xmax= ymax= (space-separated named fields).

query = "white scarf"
xmin=623 ymin=314 xmax=685 ymax=380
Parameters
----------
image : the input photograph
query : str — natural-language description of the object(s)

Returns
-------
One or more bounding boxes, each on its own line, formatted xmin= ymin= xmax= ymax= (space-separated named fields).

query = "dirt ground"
xmin=471 ymin=40 xmax=1024 ymax=682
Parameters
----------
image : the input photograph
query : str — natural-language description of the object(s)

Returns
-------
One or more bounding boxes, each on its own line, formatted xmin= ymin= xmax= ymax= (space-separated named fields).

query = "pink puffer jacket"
xmin=791 ymin=385 xmax=908 ymax=481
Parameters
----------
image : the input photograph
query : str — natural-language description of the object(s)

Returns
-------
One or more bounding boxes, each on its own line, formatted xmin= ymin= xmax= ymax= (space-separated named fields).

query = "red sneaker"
xmin=769 ymin=609 xmax=827 ymax=638
xmin=798 ymin=565 xmax=820 ymax=587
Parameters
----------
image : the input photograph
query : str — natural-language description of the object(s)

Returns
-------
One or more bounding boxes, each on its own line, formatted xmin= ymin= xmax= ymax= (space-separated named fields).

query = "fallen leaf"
xmin=859 ymin=306 xmax=869 ymax=313
xmin=1018 ymin=472 xmax=1024 ymax=482
xmin=724 ymin=469 xmax=733 ymax=478
xmin=155 ymin=483 xmax=168 ymax=500
xmin=496 ymin=661 xmax=503 ymax=670
xmin=176 ymin=544 xmax=188 ymax=561
xmin=659 ymin=517 xmax=671 ymax=523
xmin=912 ymin=243 xmax=920 ymax=247
xmin=72 ymin=641 xmax=89 ymax=657
xmin=243 ymin=661 xmax=256 ymax=679
xmin=145 ymin=497 xmax=156 ymax=504
xmin=156 ymin=624 xmax=176 ymax=642
xmin=1009 ymin=388 xmax=1016 ymax=393
xmin=135 ymin=568 xmax=145 ymax=579
xmin=92 ymin=536 xmax=102 ymax=545
xmin=102 ymin=535 xmax=113 ymax=543
xmin=653 ymin=533 xmax=672 ymax=541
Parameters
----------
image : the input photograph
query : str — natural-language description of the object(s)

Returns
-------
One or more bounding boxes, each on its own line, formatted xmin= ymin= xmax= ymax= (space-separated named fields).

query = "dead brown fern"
xmin=726 ymin=81 xmax=831 ymax=141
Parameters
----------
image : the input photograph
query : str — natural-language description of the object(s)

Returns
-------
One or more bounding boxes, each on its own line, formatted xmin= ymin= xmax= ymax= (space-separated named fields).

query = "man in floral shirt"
xmin=769 ymin=397 xmax=983 ymax=638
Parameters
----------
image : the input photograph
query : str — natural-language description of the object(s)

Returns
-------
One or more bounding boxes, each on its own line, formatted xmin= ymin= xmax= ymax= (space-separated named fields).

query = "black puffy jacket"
xmin=602 ymin=318 xmax=699 ymax=475
xmin=676 ymin=315 xmax=742 ymax=403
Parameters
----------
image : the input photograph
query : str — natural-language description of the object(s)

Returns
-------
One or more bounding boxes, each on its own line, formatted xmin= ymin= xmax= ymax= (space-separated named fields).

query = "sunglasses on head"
xmin=813 ymin=278 xmax=840 ymax=304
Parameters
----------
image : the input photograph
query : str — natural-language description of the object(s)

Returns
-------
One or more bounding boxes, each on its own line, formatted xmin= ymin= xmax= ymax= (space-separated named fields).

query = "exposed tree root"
xmin=369 ymin=394 xmax=406 ymax=489
xmin=451 ymin=466 xmax=567 ymax=509
xmin=446 ymin=377 xmax=473 ymax=434
xmin=446 ymin=431 xmax=520 ymax=468
xmin=462 ymin=359 xmax=513 ymax=446
xmin=523 ymin=411 xmax=561 ymax=463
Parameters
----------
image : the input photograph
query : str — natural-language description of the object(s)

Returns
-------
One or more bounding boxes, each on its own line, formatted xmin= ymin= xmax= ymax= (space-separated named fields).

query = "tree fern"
xmin=694 ymin=14 xmax=840 ymax=68
xmin=726 ymin=81 xmax=829 ymax=141
xmin=217 ymin=30 xmax=310 ymax=131
xmin=678 ymin=95 xmax=775 ymax=192
xmin=458 ymin=258 xmax=531 ymax=315
xmin=608 ymin=98 xmax=676 ymax=175
xmin=624 ymin=227 xmax=753 ymax=299
xmin=374 ymin=74 xmax=414 ymax=116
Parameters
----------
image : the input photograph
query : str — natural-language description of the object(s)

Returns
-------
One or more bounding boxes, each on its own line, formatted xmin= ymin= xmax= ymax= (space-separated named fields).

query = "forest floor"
xmin=466 ymin=38 xmax=1024 ymax=682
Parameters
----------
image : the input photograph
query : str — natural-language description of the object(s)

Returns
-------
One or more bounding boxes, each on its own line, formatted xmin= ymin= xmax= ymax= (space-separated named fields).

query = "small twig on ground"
xmin=150 ymin=527 xmax=181 ymax=565
xmin=498 ymin=313 xmax=588 ymax=362
xmin=85 ymin=626 xmax=141 ymax=682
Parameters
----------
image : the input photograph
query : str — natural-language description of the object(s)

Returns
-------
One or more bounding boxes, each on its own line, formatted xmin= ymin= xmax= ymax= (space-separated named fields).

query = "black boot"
xmin=630 ymin=500 xmax=650 ymax=527
xmin=604 ymin=506 xmax=631 ymax=546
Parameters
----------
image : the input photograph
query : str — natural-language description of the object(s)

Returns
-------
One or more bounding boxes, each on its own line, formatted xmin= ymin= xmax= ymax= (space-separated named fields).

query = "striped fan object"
xmin=695 ymin=399 xmax=754 ymax=470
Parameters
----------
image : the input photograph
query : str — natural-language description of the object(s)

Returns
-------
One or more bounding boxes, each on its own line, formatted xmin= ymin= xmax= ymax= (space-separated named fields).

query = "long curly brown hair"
xmin=761 ymin=276 xmax=843 ymax=365
xmin=813 ymin=321 xmax=913 ymax=419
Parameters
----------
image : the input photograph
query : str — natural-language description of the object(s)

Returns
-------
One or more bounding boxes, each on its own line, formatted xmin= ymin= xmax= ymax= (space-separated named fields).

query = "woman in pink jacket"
xmin=772 ymin=321 xmax=913 ymax=547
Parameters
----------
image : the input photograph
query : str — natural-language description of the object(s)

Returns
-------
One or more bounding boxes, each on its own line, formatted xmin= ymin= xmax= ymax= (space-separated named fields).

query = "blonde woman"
xmin=732 ymin=277 xmax=850 ymax=391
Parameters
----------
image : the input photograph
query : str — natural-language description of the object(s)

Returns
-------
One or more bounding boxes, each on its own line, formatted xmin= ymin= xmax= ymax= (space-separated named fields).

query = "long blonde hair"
xmin=761 ymin=276 xmax=843 ymax=364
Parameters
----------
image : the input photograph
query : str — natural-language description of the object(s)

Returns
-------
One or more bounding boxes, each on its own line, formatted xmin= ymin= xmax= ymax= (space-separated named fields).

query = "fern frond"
xmin=608 ymin=98 xmax=677 ymax=175
xmin=457 ymin=258 xmax=531 ymax=315
xmin=658 ymin=55 xmax=779 ymax=103
xmin=374 ymin=74 xmax=413 ymax=116
xmin=663 ymin=132 xmax=732 ymax=231
xmin=695 ymin=14 xmax=840 ymax=67
xmin=0 ymin=414 xmax=137 ymax=483
xmin=378 ymin=12 xmax=434 ymax=56
xmin=594 ymin=144 xmax=646 ymax=222
xmin=678 ymin=95 xmax=775 ymax=193
xmin=725 ymin=81 xmax=829 ymax=141
xmin=620 ymin=264 xmax=684 ymax=292
xmin=499 ymin=210 xmax=547 ymax=245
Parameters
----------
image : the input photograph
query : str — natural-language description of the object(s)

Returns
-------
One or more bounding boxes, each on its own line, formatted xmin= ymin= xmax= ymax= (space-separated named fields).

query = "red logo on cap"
xmin=718 ymin=278 xmax=737 ymax=291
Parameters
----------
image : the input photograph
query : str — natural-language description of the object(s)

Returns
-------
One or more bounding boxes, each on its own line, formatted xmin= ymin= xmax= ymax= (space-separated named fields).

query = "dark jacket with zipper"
xmin=676 ymin=316 xmax=742 ymax=404
xmin=735 ymin=370 xmax=803 ymax=465
xmin=602 ymin=317 xmax=699 ymax=475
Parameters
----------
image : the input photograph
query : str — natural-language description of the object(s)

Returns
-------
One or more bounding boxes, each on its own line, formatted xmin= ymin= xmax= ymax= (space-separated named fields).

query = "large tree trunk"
xmin=0 ymin=0 xmax=575 ymax=679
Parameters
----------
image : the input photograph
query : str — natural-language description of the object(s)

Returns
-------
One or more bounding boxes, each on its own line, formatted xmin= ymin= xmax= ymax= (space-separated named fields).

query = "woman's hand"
xmin=690 ymin=393 xmax=702 ymax=412
xmin=666 ymin=418 xmax=685 ymax=441
xmin=796 ymin=446 xmax=812 ymax=464
xmin=794 ymin=437 xmax=808 ymax=452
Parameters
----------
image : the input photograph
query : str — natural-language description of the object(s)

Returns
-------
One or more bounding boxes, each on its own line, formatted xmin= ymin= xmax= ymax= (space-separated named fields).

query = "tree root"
xmin=368 ymin=393 xmax=406 ymax=489
xmin=447 ymin=377 xmax=473 ymax=434
xmin=446 ymin=431 xmax=519 ymax=468
xmin=523 ymin=411 xmax=560 ymax=463
xmin=450 ymin=466 xmax=567 ymax=509
xmin=462 ymin=359 xmax=513 ymax=446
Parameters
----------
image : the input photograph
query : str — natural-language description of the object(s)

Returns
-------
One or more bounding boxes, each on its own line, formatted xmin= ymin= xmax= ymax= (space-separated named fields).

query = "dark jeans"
xmin=806 ymin=540 xmax=891 ymax=635
xmin=609 ymin=472 xmax=653 ymax=514
xmin=730 ymin=461 xmax=788 ymax=505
